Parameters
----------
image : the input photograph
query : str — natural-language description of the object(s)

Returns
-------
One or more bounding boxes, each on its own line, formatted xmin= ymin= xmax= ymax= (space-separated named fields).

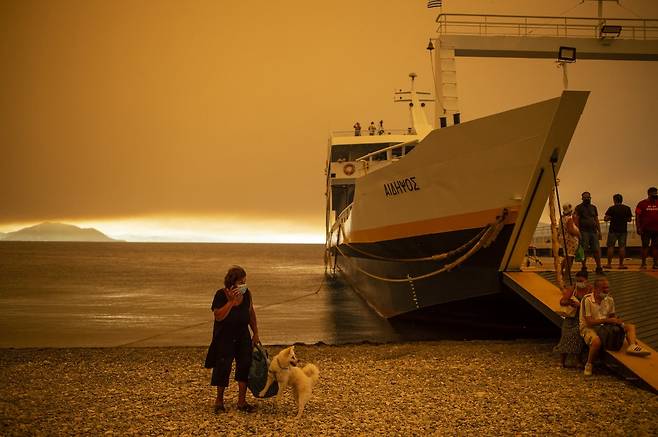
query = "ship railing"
xmin=436 ymin=13 xmax=658 ymax=41
xmin=330 ymin=203 xmax=353 ymax=237
xmin=531 ymin=219 xmax=642 ymax=249
xmin=355 ymin=139 xmax=419 ymax=162
xmin=331 ymin=129 xmax=414 ymax=138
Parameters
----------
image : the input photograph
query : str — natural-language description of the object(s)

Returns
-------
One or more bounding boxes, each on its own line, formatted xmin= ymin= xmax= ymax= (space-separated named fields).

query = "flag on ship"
xmin=427 ymin=0 xmax=442 ymax=8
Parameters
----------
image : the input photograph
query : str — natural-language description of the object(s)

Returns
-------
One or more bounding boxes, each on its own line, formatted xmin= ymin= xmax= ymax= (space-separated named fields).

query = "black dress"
xmin=204 ymin=288 xmax=253 ymax=386
xmin=554 ymin=294 xmax=585 ymax=355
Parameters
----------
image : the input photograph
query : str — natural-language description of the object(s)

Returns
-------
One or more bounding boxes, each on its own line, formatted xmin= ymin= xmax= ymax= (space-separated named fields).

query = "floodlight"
xmin=558 ymin=46 xmax=576 ymax=63
xmin=600 ymin=24 xmax=622 ymax=38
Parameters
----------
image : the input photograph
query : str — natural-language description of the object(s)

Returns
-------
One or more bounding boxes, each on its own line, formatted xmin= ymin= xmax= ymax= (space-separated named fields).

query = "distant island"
xmin=0 ymin=222 xmax=118 ymax=242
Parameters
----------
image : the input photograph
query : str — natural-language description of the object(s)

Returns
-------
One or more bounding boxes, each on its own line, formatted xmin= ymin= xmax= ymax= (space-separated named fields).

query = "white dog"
xmin=259 ymin=346 xmax=319 ymax=418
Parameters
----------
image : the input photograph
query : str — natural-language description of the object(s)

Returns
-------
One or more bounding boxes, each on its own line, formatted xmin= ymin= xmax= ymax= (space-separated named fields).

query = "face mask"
xmin=237 ymin=284 xmax=248 ymax=295
xmin=575 ymin=282 xmax=587 ymax=289
xmin=582 ymin=198 xmax=591 ymax=205
xmin=651 ymin=194 xmax=658 ymax=201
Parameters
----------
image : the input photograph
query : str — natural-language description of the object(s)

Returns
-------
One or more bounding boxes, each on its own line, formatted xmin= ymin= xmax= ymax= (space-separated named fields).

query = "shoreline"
xmin=1 ymin=340 xmax=656 ymax=436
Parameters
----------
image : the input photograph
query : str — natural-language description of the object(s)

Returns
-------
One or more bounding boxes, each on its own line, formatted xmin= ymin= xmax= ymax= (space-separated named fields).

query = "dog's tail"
xmin=302 ymin=363 xmax=319 ymax=385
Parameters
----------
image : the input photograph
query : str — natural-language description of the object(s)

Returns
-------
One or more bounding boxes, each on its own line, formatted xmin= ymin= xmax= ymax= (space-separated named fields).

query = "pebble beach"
xmin=1 ymin=341 xmax=656 ymax=436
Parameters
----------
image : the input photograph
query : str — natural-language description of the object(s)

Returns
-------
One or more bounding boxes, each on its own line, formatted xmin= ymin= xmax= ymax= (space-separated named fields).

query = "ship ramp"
xmin=503 ymin=270 xmax=658 ymax=392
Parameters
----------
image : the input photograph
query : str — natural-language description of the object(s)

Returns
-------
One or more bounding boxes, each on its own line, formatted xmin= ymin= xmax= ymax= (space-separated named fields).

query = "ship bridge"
xmin=327 ymin=132 xmax=418 ymax=223
xmin=326 ymin=73 xmax=435 ymax=226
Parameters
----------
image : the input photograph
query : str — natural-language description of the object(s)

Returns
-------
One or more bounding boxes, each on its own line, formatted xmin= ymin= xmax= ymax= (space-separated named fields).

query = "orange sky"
xmin=1 ymin=0 xmax=657 ymax=242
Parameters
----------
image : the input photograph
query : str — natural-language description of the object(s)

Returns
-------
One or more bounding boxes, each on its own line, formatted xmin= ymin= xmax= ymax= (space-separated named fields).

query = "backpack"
xmin=248 ymin=343 xmax=279 ymax=398
xmin=593 ymin=324 xmax=626 ymax=351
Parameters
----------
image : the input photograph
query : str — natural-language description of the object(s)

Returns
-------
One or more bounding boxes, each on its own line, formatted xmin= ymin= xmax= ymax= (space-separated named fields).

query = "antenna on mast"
xmin=394 ymin=74 xmax=434 ymax=138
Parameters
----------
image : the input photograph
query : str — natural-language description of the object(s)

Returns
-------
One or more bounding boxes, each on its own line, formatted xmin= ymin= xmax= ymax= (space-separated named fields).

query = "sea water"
xmin=0 ymin=242 xmax=402 ymax=347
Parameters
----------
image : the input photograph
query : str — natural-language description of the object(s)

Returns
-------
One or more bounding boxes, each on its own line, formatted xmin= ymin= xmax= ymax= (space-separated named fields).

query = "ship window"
xmin=392 ymin=148 xmax=403 ymax=159
xmin=332 ymin=151 xmax=350 ymax=161
xmin=405 ymin=145 xmax=415 ymax=154
xmin=371 ymin=151 xmax=387 ymax=161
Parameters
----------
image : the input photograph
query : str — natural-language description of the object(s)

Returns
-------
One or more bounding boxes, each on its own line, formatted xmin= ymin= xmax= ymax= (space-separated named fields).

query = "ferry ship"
xmin=324 ymin=73 xmax=589 ymax=318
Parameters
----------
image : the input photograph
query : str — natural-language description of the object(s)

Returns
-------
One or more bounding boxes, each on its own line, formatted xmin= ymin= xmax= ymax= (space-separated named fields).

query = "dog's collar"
xmin=276 ymin=356 xmax=290 ymax=370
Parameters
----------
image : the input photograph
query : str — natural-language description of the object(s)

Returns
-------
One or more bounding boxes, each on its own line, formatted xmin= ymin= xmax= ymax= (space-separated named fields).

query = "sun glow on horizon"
xmin=0 ymin=216 xmax=325 ymax=244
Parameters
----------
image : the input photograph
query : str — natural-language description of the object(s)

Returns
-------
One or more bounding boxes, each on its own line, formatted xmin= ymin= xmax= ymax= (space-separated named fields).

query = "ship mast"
xmin=394 ymin=73 xmax=434 ymax=139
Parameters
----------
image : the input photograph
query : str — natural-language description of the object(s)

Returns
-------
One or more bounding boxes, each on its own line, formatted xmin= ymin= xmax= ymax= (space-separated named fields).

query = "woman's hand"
xmin=227 ymin=287 xmax=244 ymax=306
xmin=252 ymin=333 xmax=260 ymax=345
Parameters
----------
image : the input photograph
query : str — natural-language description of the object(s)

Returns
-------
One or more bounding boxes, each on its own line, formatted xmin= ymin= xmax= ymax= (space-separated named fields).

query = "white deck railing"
xmin=331 ymin=129 xmax=413 ymax=138
xmin=436 ymin=13 xmax=658 ymax=40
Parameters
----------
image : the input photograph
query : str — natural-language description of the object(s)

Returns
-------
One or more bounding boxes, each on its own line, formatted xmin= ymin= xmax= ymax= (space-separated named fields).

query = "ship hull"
xmin=326 ymin=91 xmax=589 ymax=319
xmin=331 ymin=224 xmax=515 ymax=318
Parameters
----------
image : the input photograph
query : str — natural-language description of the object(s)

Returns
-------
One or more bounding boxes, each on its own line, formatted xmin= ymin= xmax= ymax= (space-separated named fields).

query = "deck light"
xmin=557 ymin=46 xmax=576 ymax=63
xmin=600 ymin=24 xmax=622 ymax=38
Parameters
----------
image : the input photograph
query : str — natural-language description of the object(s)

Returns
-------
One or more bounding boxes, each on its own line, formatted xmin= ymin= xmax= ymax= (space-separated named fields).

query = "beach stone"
xmin=0 ymin=341 xmax=657 ymax=435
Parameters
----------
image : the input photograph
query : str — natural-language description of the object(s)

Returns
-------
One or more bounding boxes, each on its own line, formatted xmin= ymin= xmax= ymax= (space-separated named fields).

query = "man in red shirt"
xmin=635 ymin=187 xmax=658 ymax=269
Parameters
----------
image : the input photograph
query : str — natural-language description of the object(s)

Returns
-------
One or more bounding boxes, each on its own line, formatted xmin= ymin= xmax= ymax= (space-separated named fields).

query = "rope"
xmin=552 ymin=161 xmax=573 ymax=286
xmin=338 ymin=223 xmax=489 ymax=262
xmin=558 ymin=1 xmax=585 ymax=17
xmin=256 ymin=275 xmax=325 ymax=311
xmin=116 ymin=275 xmax=327 ymax=347
xmin=333 ymin=214 xmax=506 ymax=283
xmin=616 ymin=1 xmax=642 ymax=19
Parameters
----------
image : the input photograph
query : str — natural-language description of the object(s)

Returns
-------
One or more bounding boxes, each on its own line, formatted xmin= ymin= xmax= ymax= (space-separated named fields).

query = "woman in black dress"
xmin=204 ymin=266 xmax=260 ymax=413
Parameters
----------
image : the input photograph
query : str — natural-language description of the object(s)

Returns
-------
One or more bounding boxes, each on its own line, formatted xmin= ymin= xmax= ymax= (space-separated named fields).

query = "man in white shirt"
xmin=580 ymin=278 xmax=650 ymax=376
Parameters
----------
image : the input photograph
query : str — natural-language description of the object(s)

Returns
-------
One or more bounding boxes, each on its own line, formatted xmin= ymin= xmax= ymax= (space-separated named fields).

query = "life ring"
xmin=343 ymin=163 xmax=355 ymax=176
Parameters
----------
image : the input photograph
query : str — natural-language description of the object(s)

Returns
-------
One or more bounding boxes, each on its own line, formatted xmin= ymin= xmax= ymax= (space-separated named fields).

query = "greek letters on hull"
xmin=384 ymin=177 xmax=420 ymax=197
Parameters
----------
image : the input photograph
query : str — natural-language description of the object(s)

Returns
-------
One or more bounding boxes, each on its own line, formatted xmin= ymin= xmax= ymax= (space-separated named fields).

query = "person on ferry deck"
xmin=204 ymin=266 xmax=260 ymax=413
xmin=573 ymin=191 xmax=604 ymax=275
xmin=378 ymin=120 xmax=385 ymax=135
xmin=554 ymin=270 xmax=588 ymax=368
xmin=368 ymin=121 xmax=376 ymax=135
xmin=603 ymin=193 xmax=633 ymax=270
xmin=353 ymin=122 xmax=361 ymax=136
xmin=580 ymin=278 xmax=650 ymax=376
xmin=635 ymin=186 xmax=658 ymax=270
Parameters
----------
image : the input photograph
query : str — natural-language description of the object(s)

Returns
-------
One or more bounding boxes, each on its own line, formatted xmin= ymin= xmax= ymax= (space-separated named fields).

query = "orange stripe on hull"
xmin=348 ymin=207 xmax=519 ymax=243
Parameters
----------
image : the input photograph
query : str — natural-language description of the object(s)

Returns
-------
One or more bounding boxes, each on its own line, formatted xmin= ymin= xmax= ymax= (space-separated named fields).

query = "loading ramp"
xmin=503 ymin=270 xmax=658 ymax=392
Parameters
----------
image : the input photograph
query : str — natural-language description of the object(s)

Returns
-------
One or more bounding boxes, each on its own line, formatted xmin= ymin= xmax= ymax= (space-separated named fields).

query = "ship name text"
xmin=384 ymin=177 xmax=420 ymax=197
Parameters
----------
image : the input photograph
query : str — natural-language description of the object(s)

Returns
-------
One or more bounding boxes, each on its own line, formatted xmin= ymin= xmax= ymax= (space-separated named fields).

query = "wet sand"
xmin=1 ymin=341 xmax=656 ymax=436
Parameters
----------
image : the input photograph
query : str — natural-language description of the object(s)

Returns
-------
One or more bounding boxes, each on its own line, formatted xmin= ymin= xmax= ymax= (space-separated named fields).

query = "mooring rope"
xmin=338 ymin=224 xmax=489 ymax=262
xmin=333 ymin=213 xmax=506 ymax=283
